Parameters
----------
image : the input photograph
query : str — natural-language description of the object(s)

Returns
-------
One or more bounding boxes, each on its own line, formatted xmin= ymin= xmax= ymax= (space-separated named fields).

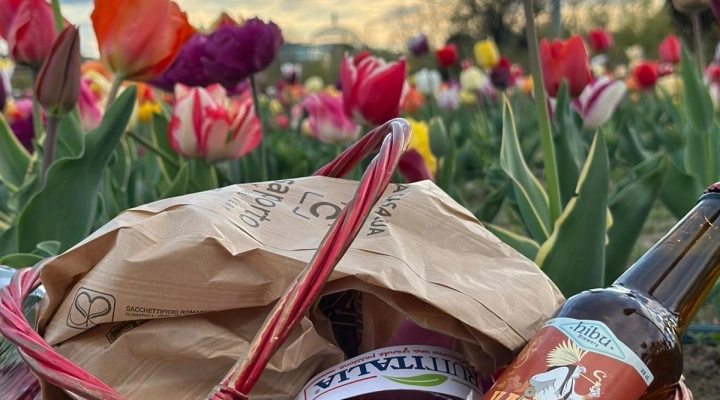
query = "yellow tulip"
xmin=138 ymin=101 xmax=161 ymax=124
xmin=406 ymin=118 xmax=437 ymax=176
xmin=474 ymin=39 xmax=500 ymax=69
xmin=459 ymin=90 xmax=477 ymax=105
xmin=269 ymin=99 xmax=284 ymax=115
xmin=655 ymin=74 xmax=683 ymax=103
xmin=459 ymin=66 xmax=488 ymax=92
xmin=304 ymin=76 xmax=324 ymax=93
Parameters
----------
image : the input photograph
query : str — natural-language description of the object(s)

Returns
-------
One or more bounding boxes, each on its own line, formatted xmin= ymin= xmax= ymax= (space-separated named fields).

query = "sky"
xmin=1 ymin=0 xmax=441 ymax=59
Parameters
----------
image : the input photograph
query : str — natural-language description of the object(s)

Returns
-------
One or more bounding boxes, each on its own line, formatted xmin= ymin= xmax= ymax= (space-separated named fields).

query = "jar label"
xmin=294 ymin=345 xmax=483 ymax=400
xmin=483 ymin=317 xmax=653 ymax=400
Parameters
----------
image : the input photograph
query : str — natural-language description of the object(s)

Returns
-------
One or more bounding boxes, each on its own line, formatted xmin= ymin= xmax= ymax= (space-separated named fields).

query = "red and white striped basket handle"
xmin=0 ymin=118 xmax=411 ymax=400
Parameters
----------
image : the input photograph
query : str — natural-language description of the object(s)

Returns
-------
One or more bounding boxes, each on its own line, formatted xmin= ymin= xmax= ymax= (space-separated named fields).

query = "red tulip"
xmin=658 ymin=35 xmax=681 ymax=64
xmin=707 ymin=64 xmax=720 ymax=84
xmin=1 ymin=0 xmax=60 ymax=67
xmin=539 ymin=35 xmax=592 ymax=98
xmin=91 ymin=0 xmax=196 ymax=81
xmin=632 ymin=62 xmax=659 ymax=89
xmin=340 ymin=52 xmax=407 ymax=126
xmin=587 ymin=29 xmax=613 ymax=53
xmin=435 ymin=44 xmax=458 ymax=67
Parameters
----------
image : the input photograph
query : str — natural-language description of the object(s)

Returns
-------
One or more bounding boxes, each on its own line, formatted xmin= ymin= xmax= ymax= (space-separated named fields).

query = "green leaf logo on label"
xmin=383 ymin=374 xmax=448 ymax=387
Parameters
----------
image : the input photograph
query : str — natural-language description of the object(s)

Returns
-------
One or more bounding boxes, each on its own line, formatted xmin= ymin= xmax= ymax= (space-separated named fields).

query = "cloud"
xmin=1 ymin=0 xmax=445 ymax=59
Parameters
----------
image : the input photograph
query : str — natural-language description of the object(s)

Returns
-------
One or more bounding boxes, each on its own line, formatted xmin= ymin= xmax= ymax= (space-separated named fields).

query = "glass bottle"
xmin=482 ymin=184 xmax=720 ymax=400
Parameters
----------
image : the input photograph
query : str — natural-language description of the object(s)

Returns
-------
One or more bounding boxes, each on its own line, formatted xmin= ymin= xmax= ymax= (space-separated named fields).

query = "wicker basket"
xmin=0 ymin=118 xmax=694 ymax=400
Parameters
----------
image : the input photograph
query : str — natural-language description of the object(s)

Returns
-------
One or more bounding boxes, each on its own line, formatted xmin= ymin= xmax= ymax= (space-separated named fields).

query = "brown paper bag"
xmin=36 ymin=176 xmax=564 ymax=399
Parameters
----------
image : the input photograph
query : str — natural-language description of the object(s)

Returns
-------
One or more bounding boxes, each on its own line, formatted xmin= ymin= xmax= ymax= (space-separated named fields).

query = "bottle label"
xmin=483 ymin=317 xmax=653 ymax=400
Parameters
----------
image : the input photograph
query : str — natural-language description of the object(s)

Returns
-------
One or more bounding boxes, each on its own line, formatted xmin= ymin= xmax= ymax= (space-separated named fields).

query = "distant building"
xmin=273 ymin=12 xmax=366 ymax=83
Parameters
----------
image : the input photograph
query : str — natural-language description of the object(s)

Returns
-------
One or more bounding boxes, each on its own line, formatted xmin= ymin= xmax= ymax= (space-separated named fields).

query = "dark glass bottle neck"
xmin=614 ymin=193 xmax=720 ymax=334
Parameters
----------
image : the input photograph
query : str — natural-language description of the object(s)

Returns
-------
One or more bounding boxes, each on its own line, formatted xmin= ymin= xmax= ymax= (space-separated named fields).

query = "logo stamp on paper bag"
xmin=292 ymin=191 xmax=346 ymax=226
xmin=66 ymin=287 xmax=116 ymax=329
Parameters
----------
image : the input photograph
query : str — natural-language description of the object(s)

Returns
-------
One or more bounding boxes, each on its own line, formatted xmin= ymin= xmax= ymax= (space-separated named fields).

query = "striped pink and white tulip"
xmin=169 ymin=83 xmax=262 ymax=163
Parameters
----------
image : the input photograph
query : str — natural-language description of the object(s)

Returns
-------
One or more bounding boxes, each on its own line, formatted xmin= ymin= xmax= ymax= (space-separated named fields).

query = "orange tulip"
xmin=91 ymin=0 xmax=195 ymax=81
xmin=81 ymin=60 xmax=113 ymax=81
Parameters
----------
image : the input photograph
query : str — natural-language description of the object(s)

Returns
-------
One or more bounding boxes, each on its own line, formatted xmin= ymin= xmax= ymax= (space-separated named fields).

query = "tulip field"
xmin=2 ymin=0 xmax=720 ymax=397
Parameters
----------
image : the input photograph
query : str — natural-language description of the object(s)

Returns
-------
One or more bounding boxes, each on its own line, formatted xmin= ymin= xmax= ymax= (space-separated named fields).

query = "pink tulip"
xmin=340 ymin=51 xmax=406 ymax=126
xmin=78 ymin=79 xmax=102 ymax=132
xmin=1 ymin=0 xmax=59 ymax=67
xmin=303 ymin=92 xmax=360 ymax=145
xmin=169 ymin=83 xmax=262 ymax=163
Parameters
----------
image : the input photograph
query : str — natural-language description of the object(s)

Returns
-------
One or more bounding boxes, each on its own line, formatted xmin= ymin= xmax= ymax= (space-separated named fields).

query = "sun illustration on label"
xmin=523 ymin=339 xmax=604 ymax=400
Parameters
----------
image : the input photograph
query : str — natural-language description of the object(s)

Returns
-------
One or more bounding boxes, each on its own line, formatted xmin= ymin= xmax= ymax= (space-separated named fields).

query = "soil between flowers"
xmin=682 ymin=343 xmax=720 ymax=399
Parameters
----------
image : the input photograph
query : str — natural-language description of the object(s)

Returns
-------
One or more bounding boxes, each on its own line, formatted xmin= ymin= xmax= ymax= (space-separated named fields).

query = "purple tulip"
xmin=202 ymin=18 xmax=284 ymax=88
xmin=407 ymin=33 xmax=429 ymax=57
xmin=490 ymin=57 xmax=513 ymax=91
xmin=149 ymin=33 xmax=214 ymax=92
xmin=8 ymin=98 xmax=36 ymax=152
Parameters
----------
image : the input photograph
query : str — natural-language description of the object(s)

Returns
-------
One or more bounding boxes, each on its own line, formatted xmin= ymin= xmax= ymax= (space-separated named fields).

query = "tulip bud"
xmin=34 ymin=25 xmax=81 ymax=117
xmin=474 ymin=39 xmax=501 ymax=69
xmin=672 ymin=0 xmax=709 ymax=13
xmin=428 ymin=117 xmax=449 ymax=159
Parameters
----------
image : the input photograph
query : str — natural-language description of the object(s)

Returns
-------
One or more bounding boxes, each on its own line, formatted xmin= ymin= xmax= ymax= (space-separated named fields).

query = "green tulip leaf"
xmin=552 ymin=81 xmax=584 ymax=207
xmin=536 ymin=129 xmax=609 ymax=297
xmin=100 ymin=170 xmax=123 ymax=222
xmin=7 ymin=174 xmax=40 ymax=214
xmin=188 ymin=159 xmax=218 ymax=193
xmin=152 ymin=112 xmax=180 ymax=182
xmin=500 ymin=96 xmax=551 ymax=242
xmin=383 ymin=374 xmax=448 ymax=387
xmin=484 ymin=222 xmax=540 ymax=260
xmin=660 ymin=160 xmax=704 ymax=219
xmin=160 ymin=163 xmax=189 ymax=199
xmin=110 ymin=137 xmax=132 ymax=192
xmin=34 ymin=240 xmax=62 ymax=257
xmin=684 ymin=123 xmax=711 ymax=186
xmin=680 ymin=42 xmax=714 ymax=135
xmin=128 ymin=164 xmax=157 ymax=208
xmin=617 ymin=125 xmax=652 ymax=166
xmin=0 ymin=224 xmax=18 ymax=255
xmin=17 ymin=87 xmax=138 ymax=253
xmin=0 ymin=253 xmax=44 ymax=269
xmin=0 ymin=114 xmax=31 ymax=191
xmin=475 ymin=180 xmax=509 ymax=223
xmin=605 ymin=154 xmax=668 ymax=284
xmin=55 ymin=112 xmax=84 ymax=161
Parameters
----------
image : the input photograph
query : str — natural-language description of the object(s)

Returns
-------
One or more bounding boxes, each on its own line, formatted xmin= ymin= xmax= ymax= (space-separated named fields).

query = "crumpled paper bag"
xmin=36 ymin=176 xmax=564 ymax=399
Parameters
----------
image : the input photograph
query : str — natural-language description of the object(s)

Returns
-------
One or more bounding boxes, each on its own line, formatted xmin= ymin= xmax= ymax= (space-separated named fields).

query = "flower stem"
xmin=249 ymin=75 xmax=268 ymax=181
xmin=105 ymin=75 xmax=123 ymax=113
xmin=40 ymin=115 xmax=60 ymax=186
xmin=29 ymin=69 xmax=45 ymax=148
xmin=50 ymin=0 xmax=64 ymax=33
xmin=523 ymin=0 xmax=562 ymax=225
xmin=691 ymin=11 xmax=705 ymax=72
xmin=126 ymin=130 xmax=180 ymax=169
xmin=706 ymin=135 xmax=715 ymax=186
